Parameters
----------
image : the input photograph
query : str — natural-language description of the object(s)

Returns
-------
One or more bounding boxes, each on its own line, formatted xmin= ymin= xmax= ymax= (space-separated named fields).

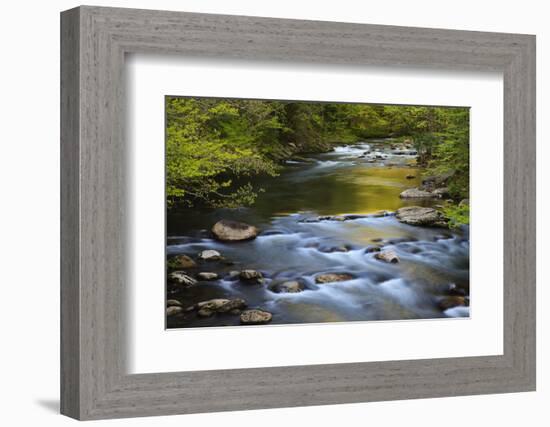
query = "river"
xmin=166 ymin=140 xmax=470 ymax=328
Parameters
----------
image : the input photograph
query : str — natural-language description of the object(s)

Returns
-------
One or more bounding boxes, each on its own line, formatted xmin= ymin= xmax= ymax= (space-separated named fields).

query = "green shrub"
xmin=442 ymin=204 xmax=470 ymax=229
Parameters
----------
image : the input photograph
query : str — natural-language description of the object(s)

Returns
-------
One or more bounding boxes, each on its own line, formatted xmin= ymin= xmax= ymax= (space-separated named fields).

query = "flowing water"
xmin=167 ymin=140 xmax=470 ymax=328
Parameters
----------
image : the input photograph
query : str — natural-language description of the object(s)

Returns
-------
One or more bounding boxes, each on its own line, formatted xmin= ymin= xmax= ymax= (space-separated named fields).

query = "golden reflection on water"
xmin=270 ymin=166 xmax=428 ymax=220
xmin=330 ymin=166 xmax=422 ymax=214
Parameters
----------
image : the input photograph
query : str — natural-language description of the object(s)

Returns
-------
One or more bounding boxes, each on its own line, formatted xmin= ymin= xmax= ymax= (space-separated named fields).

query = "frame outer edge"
xmin=516 ymin=34 xmax=536 ymax=389
xmin=61 ymin=6 xmax=537 ymax=420
xmin=527 ymin=35 xmax=536 ymax=390
xmin=60 ymin=6 xmax=82 ymax=420
xmin=502 ymin=34 xmax=536 ymax=391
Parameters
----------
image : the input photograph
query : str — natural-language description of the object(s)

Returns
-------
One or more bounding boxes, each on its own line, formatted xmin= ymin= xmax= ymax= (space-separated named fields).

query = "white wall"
xmin=0 ymin=0 xmax=546 ymax=425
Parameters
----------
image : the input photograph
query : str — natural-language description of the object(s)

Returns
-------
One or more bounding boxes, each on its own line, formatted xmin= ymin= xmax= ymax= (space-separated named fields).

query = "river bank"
xmin=166 ymin=140 xmax=470 ymax=328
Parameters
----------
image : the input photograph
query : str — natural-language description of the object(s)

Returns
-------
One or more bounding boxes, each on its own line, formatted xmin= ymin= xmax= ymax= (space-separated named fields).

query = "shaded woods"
xmin=166 ymin=97 xmax=469 ymax=223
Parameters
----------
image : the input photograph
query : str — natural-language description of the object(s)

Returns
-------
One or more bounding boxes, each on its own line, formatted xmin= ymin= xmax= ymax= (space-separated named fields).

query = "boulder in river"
xmin=395 ymin=206 xmax=448 ymax=228
xmin=198 ymin=249 xmax=222 ymax=261
xmin=166 ymin=306 xmax=183 ymax=317
xmin=374 ymin=251 xmax=399 ymax=264
xmin=211 ymin=219 xmax=259 ymax=242
xmin=197 ymin=272 xmax=219 ymax=281
xmin=196 ymin=298 xmax=247 ymax=317
xmin=270 ymin=280 xmax=304 ymax=294
xmin=365 ymin=245 xmax=382 ymax=253
xmin=166 ymin=299 xmax=183 ymax=307
xmin=374 ymin=250 xmax=399 ymax=264
xmin=399 ymin=188 xmax=438 ymax=199
xmin=240 ymin=309 xmax=273 ymax=325
xmin=315 ymin=273 xmax=355 ymax=284
xmin=168 ymin=271 xmax=198 ymax=287
xmin=239 ymin=269 xmax=264 ymax=284
xmin=171 ymin=254 xmax=197 ymax=269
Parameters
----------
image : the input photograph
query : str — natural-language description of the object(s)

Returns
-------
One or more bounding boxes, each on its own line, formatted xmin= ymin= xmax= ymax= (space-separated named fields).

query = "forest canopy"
xmin=166 ymin=97 xmax=469 ymax=209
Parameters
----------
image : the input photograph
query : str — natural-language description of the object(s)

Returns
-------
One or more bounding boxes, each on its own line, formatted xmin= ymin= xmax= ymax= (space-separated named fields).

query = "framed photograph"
xmin=164 ymin=96 xmax=471 ymax=329
xmin=61 ymin=6 xmax=536 ymax=420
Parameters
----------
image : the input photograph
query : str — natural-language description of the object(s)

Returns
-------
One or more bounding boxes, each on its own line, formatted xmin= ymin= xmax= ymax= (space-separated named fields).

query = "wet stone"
xmin=315 ymin=273 xmax=355 ymax=284
xmin=166 ymin=299 xmax=183 ymax=307
xmin=197 ymin=272 xmax=219 ymax=281
xmin=399 ymin=188 xmax=438 ymax=199
xmin=168 ymin=272 xmax=198 ymax=288
xmin=212 ymin=219 xmax=259 ymax=242
xmin=270 ymin=280 xmax=304 ymax=294
xmin=240 ymin=309 xmax=273 ymax=325
xmin=167 ymin=306 xmax=183 ymax=317
xmin=374 ymin=250 xmax=400 ymax=264
xmin=170 ymin=254 xmax=197 ymax=269
xmin=239 ymin=270 xmax=264 ymax=284
xmin=198 ymin=250 xmax=222 ymax=261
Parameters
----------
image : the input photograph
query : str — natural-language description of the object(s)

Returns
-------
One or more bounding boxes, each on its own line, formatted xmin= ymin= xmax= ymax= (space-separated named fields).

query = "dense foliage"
xmin=423 ymin=108 xmax=470 ymax=199
xmin=166 ymin=97 xmax=469 ymax=209
xmin=442 ymin=203 xmax=470 ymax=229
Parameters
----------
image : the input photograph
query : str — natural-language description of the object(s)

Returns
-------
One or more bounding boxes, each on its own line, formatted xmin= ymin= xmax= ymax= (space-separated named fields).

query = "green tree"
xmin=426 ymin=108 xmax=470 ymax=199
xmin=165 ymin=97 xmax=277 ymax=208
xmin=165 ymin=97 xmax=470 ymax=210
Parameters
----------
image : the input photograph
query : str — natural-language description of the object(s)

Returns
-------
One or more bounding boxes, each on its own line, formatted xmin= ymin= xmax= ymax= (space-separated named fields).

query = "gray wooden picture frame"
xmin=60 ymin=5 xmax=536 ymax=420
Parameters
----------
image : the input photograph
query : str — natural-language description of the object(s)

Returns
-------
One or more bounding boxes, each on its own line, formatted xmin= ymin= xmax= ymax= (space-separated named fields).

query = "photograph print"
xmin=165 ymin=96 xmax=470 ymax=328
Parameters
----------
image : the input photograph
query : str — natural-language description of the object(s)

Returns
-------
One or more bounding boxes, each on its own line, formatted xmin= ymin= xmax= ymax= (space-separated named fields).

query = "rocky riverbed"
xmin=166 ymin=140 xmax=470 ymax=328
